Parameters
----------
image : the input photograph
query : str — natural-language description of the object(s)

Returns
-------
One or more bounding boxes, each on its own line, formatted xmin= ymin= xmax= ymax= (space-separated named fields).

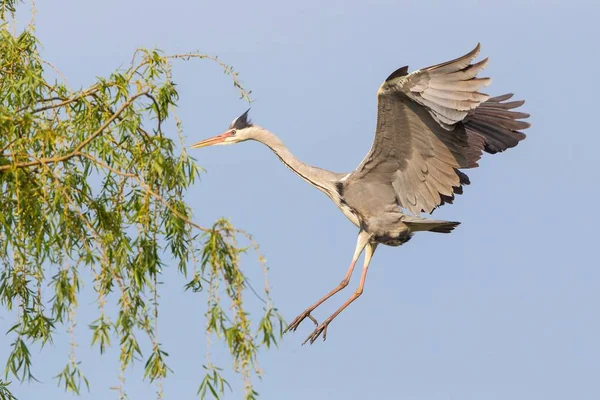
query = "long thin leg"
xmin=303 ymin=241 xmax=378 ymax=345
xmin=284 ymin=231 xmax=371 ymax=333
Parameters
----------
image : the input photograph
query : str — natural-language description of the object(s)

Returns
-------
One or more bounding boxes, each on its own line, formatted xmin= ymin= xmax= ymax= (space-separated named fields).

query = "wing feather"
xmin=417 ymin=98 xmax=468 ymax=124
xmin=381 ymin=43 xmax=493 ymax=129
xmin=427 ymin=77 xmax=492 ymax=92
xmin=432 ymin=58 xmax=489 ymax=82
xmin=424 ymin=43 xmax=482 ymax=74
xmin=428 ymin=168 xmax=456 ymax=197
xmin=423 ymin=88 xmax=490 ymax=102
xmin=486 ymin=93 xmax=514 ymax=102
xmin=344 ymin=44 xmax=530 ymax=215
xmin=420 ymin=92 xmax=479 ymax=111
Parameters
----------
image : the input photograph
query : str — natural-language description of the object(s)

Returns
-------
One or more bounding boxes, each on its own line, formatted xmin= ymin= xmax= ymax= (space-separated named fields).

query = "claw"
xmin=302 ymin=322 xmax=329 ymax=345
xmin=284 ymin=310 xmax=318 ymax=334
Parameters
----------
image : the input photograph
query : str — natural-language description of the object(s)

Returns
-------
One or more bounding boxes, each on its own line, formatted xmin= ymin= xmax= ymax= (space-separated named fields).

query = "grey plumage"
xmin=191 ymin=44 xmax=531 ymax=344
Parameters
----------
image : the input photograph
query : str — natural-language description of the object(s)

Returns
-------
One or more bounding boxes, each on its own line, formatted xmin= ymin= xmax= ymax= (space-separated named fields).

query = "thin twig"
xmin=132 ymin=176 xmax=209 ymax=232
xmin=78 ymin=153 xmax=136 ymax=178
xmin=19 ymin=86 xmax=99 ymax=114
xmin=0 ymin=138 xmax=19 ymax=155
xmin=165 ymin=53 xmax=252 ymax=102
xmin=0 ymin=91 xmax=148 ymax=172
xmin=141 ymin=92 xmax=162 ymax=134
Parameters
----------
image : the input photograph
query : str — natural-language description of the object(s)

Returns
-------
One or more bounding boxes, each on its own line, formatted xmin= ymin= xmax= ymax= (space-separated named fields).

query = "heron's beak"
xmin=190 ymin=131 xmax=233 ymax=149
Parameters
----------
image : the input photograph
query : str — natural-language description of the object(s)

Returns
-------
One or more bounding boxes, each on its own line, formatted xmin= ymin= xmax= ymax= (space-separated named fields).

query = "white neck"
xmin=250 ymin=128 xmax=341 ymax=197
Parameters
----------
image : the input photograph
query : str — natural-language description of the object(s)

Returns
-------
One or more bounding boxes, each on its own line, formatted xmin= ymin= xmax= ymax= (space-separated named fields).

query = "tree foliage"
xmin=0 ymin=2 xmax=284 ymax=398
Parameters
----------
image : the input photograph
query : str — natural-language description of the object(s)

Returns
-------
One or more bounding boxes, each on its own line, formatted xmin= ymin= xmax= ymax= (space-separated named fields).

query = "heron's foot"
xmin=302 ymin=320 xmax=331 ymax=345
xmin=284 ymin=310 xmax=318 ymax=334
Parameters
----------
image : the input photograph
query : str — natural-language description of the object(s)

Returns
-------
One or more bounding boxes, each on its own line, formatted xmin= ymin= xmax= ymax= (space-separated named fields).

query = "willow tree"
xmin=0 ymin=1 xmax=283 ymax=399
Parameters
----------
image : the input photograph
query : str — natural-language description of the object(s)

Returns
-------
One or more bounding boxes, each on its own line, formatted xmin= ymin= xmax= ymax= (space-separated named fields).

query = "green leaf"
xmin=0 ymin=9 xmax=275 ymax=400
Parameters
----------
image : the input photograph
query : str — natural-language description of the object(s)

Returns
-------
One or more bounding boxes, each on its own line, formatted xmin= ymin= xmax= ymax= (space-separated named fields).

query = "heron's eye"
xmin=230 ymin=129 xmax=237 ymax=136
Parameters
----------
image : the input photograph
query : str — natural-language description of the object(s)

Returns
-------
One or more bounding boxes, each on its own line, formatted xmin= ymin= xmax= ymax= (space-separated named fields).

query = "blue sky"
xmin=2 ymin=0 xmax=600 ymax=399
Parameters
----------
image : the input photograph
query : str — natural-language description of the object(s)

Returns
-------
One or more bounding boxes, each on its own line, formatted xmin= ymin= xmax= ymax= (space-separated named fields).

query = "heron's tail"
xmin=403 ymin=216 xmax=460 ymax=234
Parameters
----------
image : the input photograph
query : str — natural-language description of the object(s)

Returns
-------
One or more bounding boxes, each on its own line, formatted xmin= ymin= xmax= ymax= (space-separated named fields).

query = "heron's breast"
xmin=338 ymin=202 xmax=360 ymax=227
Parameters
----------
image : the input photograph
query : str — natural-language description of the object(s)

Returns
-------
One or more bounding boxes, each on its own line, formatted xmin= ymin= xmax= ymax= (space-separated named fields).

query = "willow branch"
xmin=0 ymin=91 xmax=148 ymax=172
xmin=132 ymin=176 xmax=209 ymax=232
xmin=165 ymin=53 xmax=252 ymax=102
xmin=15 ymin=86 xmax=99 ymax=114
xmin=0 ymin=138 xmax=18 ymax=154
xmin=78 ymin=153 xmax=136 ymax=178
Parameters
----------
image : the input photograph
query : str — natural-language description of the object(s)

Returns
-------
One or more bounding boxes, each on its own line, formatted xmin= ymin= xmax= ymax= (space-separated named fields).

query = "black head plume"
xmin=229 ymin=108 xmax=253 ymax=130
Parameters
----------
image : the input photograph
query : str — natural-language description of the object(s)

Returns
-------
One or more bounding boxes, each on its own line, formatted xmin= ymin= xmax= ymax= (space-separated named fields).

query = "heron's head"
xmin=191 ymin=109 xmax=257 ymax=149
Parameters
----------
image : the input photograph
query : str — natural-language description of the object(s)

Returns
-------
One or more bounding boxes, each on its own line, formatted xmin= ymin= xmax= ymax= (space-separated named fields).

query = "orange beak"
xmin=190 ymin=131 xmax=234 ymax=149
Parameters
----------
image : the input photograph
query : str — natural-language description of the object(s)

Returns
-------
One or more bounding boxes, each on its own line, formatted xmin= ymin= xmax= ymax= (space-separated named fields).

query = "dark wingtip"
xmin=385 ymin=65 xmax=409 ymax=82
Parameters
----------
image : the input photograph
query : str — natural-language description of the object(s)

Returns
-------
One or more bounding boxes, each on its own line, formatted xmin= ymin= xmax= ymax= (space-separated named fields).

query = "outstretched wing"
xmin=344 ymin=44 xmax=530 ymax=215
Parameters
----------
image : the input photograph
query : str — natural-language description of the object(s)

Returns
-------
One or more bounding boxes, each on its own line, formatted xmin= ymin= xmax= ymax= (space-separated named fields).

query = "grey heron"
xmin=192 ymin=44 xmax=531 ymax=344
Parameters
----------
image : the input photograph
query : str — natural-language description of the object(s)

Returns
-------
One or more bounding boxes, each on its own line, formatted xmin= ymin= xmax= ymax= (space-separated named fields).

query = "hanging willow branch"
xmin=0 ymin=3 xmax=284 ymax=399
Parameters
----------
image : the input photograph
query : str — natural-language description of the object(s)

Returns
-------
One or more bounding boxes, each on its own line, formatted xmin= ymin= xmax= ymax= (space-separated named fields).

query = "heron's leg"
xmin=303 ymin=241 xmax=377 ymax=345
xmin=284 ymin=231 xmax=371 ymax=333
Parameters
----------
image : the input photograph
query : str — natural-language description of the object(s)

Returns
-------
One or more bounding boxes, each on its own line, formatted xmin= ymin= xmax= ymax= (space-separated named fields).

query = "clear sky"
xmin=2 ymin=0 xmax=599 ymax=399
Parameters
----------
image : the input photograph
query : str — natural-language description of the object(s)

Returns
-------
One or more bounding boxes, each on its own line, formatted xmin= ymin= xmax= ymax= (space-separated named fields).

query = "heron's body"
xmin=249 ymin=128 xmax=454 ymax=248
xmin=192 ymin=44 xmax=531 ymax=344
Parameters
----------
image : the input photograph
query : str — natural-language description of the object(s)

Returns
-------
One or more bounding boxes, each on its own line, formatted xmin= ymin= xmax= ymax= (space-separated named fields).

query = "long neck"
xmin=251 ymin=128 xmax=340 ymax=196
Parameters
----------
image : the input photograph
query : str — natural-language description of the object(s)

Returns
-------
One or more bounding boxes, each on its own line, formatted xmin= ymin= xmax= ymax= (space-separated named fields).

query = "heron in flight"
xmin=192 ymin=44 xmax=531 ymax=344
